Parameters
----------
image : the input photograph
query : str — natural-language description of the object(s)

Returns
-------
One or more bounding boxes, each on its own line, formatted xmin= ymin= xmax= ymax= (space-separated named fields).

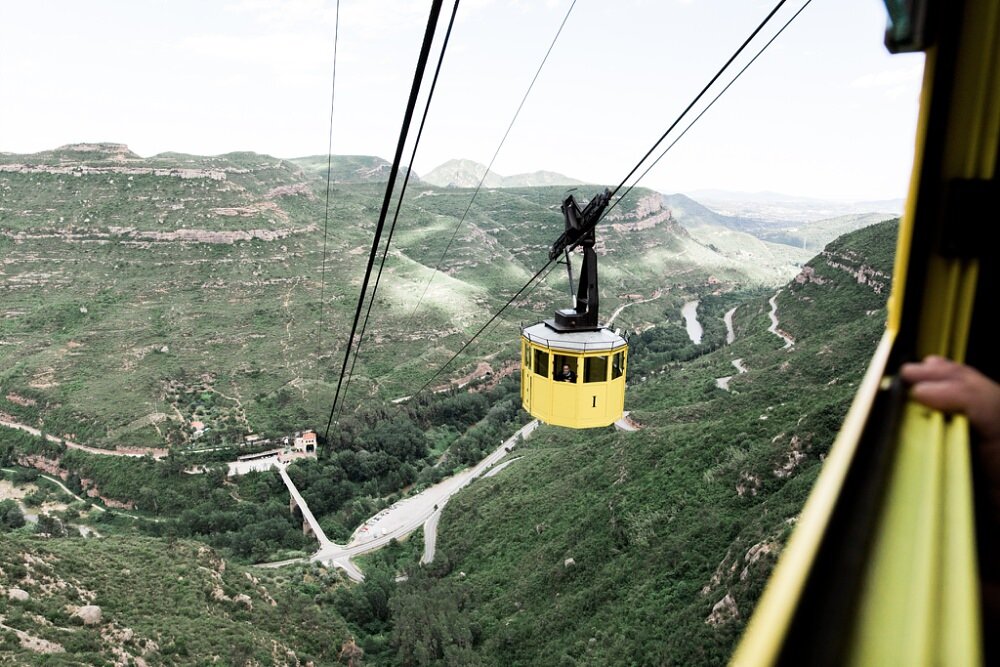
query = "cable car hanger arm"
xmin=548 ymin=188 xmax=612 ymax=260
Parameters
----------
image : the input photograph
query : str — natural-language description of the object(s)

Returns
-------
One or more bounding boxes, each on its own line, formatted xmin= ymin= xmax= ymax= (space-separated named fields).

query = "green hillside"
xmin=0 ymin=534 xmax=353 ymax=665
xmin=0 ymin=215 xmax=899 ymax=665
xmin=1 ymin=146 xmax=799 ymax=453
xmin=370 ymin=219 xmax=898 ymax=665
xmin=0 ymin=142 xmax=902 ymax=664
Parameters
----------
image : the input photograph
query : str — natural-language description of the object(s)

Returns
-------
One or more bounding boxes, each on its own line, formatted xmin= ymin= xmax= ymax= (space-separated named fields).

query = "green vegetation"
xmin=0 ymin=535 xmax=353 ymax=665
xmin=1 ymin=144 xmax=903 ymax=664
xmin=1 ymin=147 xmax=799 ymax=453
xmin=361 ymin=219 xmax=898 ymax=665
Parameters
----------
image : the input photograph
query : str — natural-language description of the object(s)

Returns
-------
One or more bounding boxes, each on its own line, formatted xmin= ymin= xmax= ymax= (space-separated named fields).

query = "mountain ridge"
xmin=419 ymin=158 xmax=583 ymax=189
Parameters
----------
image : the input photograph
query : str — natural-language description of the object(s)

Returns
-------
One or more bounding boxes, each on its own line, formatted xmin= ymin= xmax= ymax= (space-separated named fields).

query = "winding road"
xmin=768 ymin=290 xmax=795 ymax=348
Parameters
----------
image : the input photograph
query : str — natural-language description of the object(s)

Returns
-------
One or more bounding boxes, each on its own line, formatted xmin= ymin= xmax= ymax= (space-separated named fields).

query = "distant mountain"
xmin=672 ymin=190 xmax=900 ymax=253
xmin=0 ymin=147 xmax=799 ymax=453
xmin=661 ymin=192 xmax=815 ymax=272
xmin=421 ymin=158 xmax=503 ymax=188
xmin=421 ymin=158 xmax=582 ymax=188
xmin=499 ymin=169 xmax=584 ymax=188
xmin=0 ymin=142 xmax=142 ymax=164
xmin=686 ymin=188 xmax=904 ymax=224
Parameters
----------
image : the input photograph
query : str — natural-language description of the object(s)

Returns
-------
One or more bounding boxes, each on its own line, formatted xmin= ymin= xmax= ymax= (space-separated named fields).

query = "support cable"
xmin=408 ymin=0 xmax=803 ymax=398
xmin=317 ymin=0 xmax=342 ymax=345
xmin=405 ymin=0 xmax=578 ymax=325
xmin=412 ymin=260 xmax=556 ymax=396
xmin=335 ymin=0 xmax=462 ymax=424
xmin=603 ymin=0 xmax=788 ymax=210
xmin=324 ymin=0 xmax=445 ymax=440
xmin=606 ymin=0 xmax=811 ymax=218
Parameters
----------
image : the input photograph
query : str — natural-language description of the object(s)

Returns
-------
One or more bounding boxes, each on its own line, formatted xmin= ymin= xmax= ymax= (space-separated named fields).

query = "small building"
xmin=293 ymin=430 xmax=317 ymax=454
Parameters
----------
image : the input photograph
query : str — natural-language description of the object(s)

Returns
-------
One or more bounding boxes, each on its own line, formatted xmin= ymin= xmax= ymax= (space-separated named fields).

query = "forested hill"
xmin=374 ymin=219 xmax=899 ymax=665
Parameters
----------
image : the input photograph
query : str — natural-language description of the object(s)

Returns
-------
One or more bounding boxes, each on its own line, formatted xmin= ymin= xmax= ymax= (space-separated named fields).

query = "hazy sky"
xmin=0 ymin=0 xmax=924 ymax=201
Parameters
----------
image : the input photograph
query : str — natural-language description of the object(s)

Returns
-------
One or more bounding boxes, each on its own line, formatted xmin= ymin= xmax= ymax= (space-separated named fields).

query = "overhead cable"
xmin=317 ymin=0 xmax=342 ymax=344
xmin=409 ymin=0 xmax=806 ymax=398
xmin=335 ymin=0 xmax=463 ymax=425
xmin=613 ymin=0 xmax=814 ymax=210
xmin=406 ymin=0 xmax=579 ymax=325
xmin=601 ymin=0 xmax=789 ymax=219
xmin=324 ymin=0 xmax=446 ymax=440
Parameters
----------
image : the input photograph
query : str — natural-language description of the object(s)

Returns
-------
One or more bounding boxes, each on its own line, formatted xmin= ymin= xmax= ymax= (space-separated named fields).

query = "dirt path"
xmin=606 ymin=289 xmax=662 ymax=327
xmin=716 ymin=358 xmax=748 ymax=391
xmin=0 ymin=419 xmax=168 ymax=459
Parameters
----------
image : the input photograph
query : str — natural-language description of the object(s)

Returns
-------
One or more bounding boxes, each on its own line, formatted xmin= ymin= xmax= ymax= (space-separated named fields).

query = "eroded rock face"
xmin=13 ymin=628 xmax=65 ymax=654
xmin=794 ymin=251 xmax=889 ymax=294
xmin=706 ymin=592 xmax=740 ymax=626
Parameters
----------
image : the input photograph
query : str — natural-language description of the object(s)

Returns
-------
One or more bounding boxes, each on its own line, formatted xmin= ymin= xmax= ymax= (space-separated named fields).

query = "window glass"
xmin=584 ymin=356 xmax=608 ymax=383
xmin=612 ymin=351 xmax=624 ymax=379
xmin=553 ymin=355 xmax=578 ymax=383
xmin=523 ymin=342 xmax=531 ymax=371
xmin=534 ymin=350 xmax=549 ymax=378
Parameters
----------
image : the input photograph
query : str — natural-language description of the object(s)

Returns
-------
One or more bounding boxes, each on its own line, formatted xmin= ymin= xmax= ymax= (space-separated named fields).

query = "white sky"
xmin=0 ymin=0 xmax=924 ymax=201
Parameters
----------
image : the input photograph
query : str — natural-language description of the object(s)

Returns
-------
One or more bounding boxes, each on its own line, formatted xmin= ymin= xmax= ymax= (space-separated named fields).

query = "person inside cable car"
xmin=557 ymin=363 xmax=577 ymax=383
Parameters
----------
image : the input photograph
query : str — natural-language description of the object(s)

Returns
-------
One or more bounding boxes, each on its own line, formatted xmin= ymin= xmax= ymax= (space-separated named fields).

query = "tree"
xmin=36 ymin=513 xmax=65 ymax=537
xmin=0 ymin=499 xmax=25 ymax=530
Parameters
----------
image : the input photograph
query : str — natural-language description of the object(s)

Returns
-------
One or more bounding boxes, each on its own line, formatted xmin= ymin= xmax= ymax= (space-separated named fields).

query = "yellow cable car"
xmin=521 ymin=189 xmax=628 ymax=429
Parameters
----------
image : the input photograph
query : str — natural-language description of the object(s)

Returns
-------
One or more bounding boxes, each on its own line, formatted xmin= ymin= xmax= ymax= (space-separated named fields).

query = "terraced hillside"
xmin=1 ymin=144 xmax=803 ymax=452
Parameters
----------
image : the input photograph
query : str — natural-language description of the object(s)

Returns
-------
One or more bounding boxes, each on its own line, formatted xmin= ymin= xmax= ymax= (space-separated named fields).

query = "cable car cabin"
xmin=520 ymin=188 xmax=627 ymax=429
xmin=521 ymin=323 xmax=627 ymax=429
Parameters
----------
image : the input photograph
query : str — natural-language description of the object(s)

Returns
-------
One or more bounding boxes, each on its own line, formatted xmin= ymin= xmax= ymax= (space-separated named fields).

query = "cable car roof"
xmin=522 ymin=322 xmax=626 ymax=352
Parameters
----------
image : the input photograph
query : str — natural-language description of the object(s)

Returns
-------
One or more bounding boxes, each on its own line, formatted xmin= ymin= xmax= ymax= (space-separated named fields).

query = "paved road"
xmin=295 ymin=419 xmax=539 ymax=581
xmin=724 ymin=306 xmax=738 ymax=344
xmin=420 ymin=509 xmax=442 ymax=565
xmin=276 ymin=463 xmax=332 ymax=549
xmin=682 ymin=300 xmax=703 ymax=345
xmin=767 ymin=290 xmax=795 ymax=348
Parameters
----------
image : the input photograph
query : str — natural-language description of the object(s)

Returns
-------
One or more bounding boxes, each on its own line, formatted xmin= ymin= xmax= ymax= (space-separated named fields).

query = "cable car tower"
xmin=520 ymin=188 xmax=628 ymax=429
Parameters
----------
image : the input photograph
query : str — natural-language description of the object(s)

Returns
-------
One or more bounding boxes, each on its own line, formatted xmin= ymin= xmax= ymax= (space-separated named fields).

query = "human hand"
xmin=900 ymin=355 xmax=1000 ymax=443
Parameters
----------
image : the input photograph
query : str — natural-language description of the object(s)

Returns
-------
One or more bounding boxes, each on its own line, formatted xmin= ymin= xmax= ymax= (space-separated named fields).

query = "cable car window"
xmin=584 ymin=356 xmax=608 ymax=383
xmin=534 ymin=350 xmax=549 ymax=378
xmin=553 ymin=355 xmax=578 ymax=383
xmin=523 ymin=342 xmax=531 ymax=371
xmin=612 ymin=351 xmax=624 ymax=379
